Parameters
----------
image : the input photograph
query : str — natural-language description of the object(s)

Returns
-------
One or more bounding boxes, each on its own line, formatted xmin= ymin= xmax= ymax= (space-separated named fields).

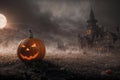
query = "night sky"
xmin=0 ymin=0 xmax=120 ymax=51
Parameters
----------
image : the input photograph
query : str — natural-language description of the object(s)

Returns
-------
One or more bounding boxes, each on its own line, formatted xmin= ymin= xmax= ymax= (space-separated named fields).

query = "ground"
xmin=0 ymin=49 xmax=120 ymax=80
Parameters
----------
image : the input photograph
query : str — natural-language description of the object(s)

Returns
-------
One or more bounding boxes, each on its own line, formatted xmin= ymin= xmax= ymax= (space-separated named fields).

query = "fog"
xmin=0 ymin=0 xmax=119 ymax=55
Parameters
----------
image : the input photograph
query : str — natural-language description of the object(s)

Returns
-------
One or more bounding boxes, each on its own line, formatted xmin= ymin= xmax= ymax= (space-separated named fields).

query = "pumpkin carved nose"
xmin=26 ymin=48 xmax=30 ymax=51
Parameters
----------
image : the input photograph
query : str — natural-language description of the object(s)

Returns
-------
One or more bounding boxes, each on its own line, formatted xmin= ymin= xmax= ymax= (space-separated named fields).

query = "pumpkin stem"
xmin=29 ymin=30 xmax=33 ymax=38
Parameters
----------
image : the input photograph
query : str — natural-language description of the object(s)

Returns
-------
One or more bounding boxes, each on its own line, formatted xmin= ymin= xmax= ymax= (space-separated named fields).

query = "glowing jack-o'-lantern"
xmin=17 ymin=30 xmax=45 ymax=62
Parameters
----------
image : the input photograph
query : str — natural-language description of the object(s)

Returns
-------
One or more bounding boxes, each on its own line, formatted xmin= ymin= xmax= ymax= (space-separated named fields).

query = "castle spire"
xmin=90 ymin=9 xmax=95 ymax=20
xmin=87 ymin=8 xmax=98 ymax=24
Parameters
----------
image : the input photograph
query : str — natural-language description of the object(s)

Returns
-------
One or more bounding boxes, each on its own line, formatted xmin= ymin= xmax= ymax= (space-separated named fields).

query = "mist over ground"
xmin=0 ymin=0 xmax=120 ymax=55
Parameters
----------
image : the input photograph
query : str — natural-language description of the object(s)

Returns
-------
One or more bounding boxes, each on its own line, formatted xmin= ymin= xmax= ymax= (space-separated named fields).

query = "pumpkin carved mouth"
xmin=19 ymin=52 xmax=39 ymax=60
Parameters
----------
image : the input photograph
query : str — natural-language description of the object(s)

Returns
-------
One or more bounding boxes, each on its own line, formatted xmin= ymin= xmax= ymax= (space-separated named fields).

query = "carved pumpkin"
xmin=17 ymin=30 xmax=45 ymax=62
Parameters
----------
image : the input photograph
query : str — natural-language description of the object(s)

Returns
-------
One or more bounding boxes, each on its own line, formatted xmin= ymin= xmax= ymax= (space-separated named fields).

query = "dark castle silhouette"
xmin=78 ymin=9 xmax=120 ymax=53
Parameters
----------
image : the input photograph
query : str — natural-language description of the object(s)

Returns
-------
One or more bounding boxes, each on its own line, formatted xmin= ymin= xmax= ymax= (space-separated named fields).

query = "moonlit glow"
xmin=0 ymin=13 xmax=7 ymax=29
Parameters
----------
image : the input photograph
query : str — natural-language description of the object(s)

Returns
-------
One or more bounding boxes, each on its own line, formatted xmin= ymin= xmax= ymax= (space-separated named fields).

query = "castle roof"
xmin=87 ymin=9 xmax=98 ymax=23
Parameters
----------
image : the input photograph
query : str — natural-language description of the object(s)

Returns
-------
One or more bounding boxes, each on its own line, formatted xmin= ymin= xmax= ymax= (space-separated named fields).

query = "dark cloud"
xmin=0 ymin=0 xmax=119 ymax=46
xmin=1 ymin=0 xmax=119 ymax=29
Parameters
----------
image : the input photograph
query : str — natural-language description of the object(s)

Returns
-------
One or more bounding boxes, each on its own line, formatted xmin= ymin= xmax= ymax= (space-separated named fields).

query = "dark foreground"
xmin=0 ymin=53 xmax=120 ymax=80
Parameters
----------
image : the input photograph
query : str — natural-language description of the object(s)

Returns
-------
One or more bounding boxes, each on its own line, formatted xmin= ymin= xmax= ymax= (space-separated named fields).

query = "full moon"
xmin=0 ymin=13 xmax=7 ymax=29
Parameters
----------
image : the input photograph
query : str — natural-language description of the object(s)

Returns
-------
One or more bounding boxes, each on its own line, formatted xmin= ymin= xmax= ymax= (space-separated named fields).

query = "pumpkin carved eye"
xmin=31 ymin=43 xmax=36 ymax=48
xmin=21 ymin=45 xmax=26 ymax=48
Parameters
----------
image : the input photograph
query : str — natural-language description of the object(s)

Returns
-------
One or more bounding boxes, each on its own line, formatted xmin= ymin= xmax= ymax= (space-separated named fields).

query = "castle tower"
xmin=87 ymin=9 xmax=98 ymax=26
xmin=86 ymin=9 xmax=99 ymax=36
xmin=85 ymin=9 xmax=99 ymax=47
